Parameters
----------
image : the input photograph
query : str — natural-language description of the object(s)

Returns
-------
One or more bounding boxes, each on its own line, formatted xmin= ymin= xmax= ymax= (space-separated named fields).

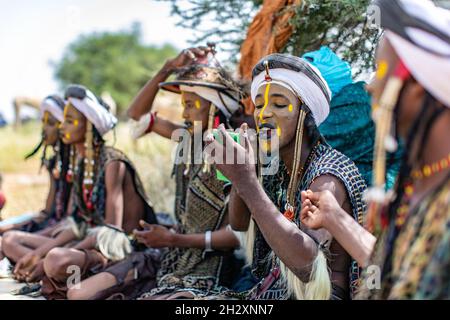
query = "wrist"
xmin=235 ymin=175 xmax=260 ymax=201
xmin=168 ymin=230 xmax=178 ymax=247
xmin=160 ymin=61 xmax=175 ymax=77
xmin=323 ymin=206 xmax=345 ymax=233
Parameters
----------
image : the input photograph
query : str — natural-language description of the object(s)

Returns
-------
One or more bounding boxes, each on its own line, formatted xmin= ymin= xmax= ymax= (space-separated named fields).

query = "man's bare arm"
xmin=103 ymin=161 xmax=126 ymax=228
xmin=229 ymin=186 xmax=251 ymax=231
xmin=301 ymin=190 xmax=377 ymax=267
xmin=127 ymin=47 xmax=212 ymax=139
xmin=237 ymin=177 xmax=318 ymax=281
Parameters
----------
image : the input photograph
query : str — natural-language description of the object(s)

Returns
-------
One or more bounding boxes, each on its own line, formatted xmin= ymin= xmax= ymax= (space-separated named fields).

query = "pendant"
xmin=52 ymin=168 xmax=60 ymax=180
xmin=283 ymin=203 xmax=295 ymax=222
xmin=66 ymin=170 xmax=73 ymax=183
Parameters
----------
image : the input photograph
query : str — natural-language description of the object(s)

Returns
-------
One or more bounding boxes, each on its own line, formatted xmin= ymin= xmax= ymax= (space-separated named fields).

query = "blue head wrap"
xmin=302 ymin=46 xmax=352 ymax=98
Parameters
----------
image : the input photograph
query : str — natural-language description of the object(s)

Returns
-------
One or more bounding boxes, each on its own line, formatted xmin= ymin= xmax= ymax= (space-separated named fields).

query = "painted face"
xmin=180 ymin=91 xmax=211 ymax=134
xmin=366 ymin=36 xmax=425 ymax=139
xmin=254 ymin=83 xmax=300 ymax=150
xmin=42 ymin=111 xmax=60 ymax=146
xmin=60 ymin=103 xmax=87 ymax=144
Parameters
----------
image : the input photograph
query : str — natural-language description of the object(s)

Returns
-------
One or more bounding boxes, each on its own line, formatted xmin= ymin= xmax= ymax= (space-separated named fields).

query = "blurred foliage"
xmin=161 ymin=0 xmax=379 ymax=75
xmin=286 ymin=0 xmax=379 ymax=75
xmin=159 ymin=0 xmax=260 ymax=62
xmin=53 ymin=23 xmax=178 ymax=115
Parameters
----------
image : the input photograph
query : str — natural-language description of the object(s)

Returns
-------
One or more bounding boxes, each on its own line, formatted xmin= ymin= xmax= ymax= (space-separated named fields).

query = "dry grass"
xmin=0 ymin=92 xmax=183 ymax=219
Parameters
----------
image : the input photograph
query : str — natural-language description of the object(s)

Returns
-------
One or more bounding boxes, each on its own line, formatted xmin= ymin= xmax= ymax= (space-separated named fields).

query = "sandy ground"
xmin=0 ymin=278 xmax=45 ymax=300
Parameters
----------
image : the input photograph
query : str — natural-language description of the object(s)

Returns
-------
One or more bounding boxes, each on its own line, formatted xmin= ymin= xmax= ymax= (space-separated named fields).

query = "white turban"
xmin=179 ymin=85 xmax=241 ymax=119
xmin=67 ymin=89 xmax=117 ymax=136
xmin=40 ymin=97 xmax=64 ymax=123
xmin=251 ymin=65 xmax=331 ymax=126
xmin=384 ymin=0 xmax=450 ymax=108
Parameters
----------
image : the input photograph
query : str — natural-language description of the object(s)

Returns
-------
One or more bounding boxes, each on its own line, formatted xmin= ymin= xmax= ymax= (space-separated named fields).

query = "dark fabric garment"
xmin=89 ymin=249 xmax=161 ymax=300
xmin=140 ymin=148 xmax=233 ymax=297
xmin=249 ymin=142 xmax=367 ymax=300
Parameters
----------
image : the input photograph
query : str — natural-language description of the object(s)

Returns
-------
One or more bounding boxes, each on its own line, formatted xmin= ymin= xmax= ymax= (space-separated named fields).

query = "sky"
xmin=0 ymin=0 xmax=194 ymax=123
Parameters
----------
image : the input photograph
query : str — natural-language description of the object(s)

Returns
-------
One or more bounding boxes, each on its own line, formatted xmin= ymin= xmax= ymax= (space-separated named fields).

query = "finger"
xmin=301 ymin=191 xmax=308 ymax=203
xmin=218 ymin=124 xmax=234 ymax=149
xmin=205 ymin=132 xmax=215 ymax=144
xmin=196 ymin=46 xmax=211 ymax=55
xmin=133 ymin=230 xmax=146 ymax=238
xmin=190 ymin=47 xmax=206 ymax=57
xmin=14 ymin=262 xmax=23 ymax=274
xmin=302 ymin=199 xmax=312 ymax=208
xmin=305 ymin=189 xmax=321 ymax=203
xmin=300 ymin=205 xmax=310 ymax=220
xmin=183 ymin=49 xmax=196 ymax=60
xmin=139 ymin=220 xmax=153 ymax=230
xmin=238 ymin=123 xmax=250 ymax=150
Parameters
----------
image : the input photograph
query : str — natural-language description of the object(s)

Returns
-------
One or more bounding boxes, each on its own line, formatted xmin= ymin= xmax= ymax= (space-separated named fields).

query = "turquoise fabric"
xmin=302 ymin=46 xmax=353 ymax=98
xmin=318 ymin=82 xmax=402 ymax=189
xmin=302 ymin=46 xmax=402 ymax=189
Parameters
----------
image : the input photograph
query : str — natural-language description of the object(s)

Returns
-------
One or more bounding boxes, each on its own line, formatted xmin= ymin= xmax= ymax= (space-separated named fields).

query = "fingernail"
xmin=205 ymin=133 xmax=214 ymax=142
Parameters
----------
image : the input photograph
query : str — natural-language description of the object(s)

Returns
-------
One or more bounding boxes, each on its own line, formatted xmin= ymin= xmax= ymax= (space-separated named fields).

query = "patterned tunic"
xmin=71 ymin=146 xmax=156 ymax=230
xmin=247 ymin=142 xmax=367 ymax=300
xmin=139 ymin=146 xmax=234 ymax=298
xmin=359 ymin=175 xmax=450 ymax=299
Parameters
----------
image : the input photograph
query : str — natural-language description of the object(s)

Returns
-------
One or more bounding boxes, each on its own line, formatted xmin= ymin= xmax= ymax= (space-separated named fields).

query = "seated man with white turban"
xmin=207 ymin=53 xmax=367 ymax=300
xmin=35 ymin=85 xmax=157 ymax=299
xmin=62 ymin=47 xmax=244 ymax=300
xmin=1 ymin=95 xmax=73 ymax=282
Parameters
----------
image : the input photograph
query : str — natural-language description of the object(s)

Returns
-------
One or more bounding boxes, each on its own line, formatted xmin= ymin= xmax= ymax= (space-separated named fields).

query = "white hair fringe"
xmin=279 ymin=249 xmax=331 ymax=300
xmin=88 ymin=226 xmax=132 ymax=261
xmin=245 ymin=219 xmax=256 ymax=265
xmin=50 ymin=216 xmax=87 ymax=239
xmin=244 ymin=219 xmax=331 ymax=299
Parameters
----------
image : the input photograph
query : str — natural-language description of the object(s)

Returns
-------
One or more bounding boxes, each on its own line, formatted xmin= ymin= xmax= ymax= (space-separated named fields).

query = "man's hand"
xmin=133 ymin=220 xmax=176 ymax=248
xmin=205 ymin=123 xmax=257 ymax=192
xmin=300 ymin=189 xmax=341 ymax=230
xmin=165 ymin=46 xmax=212 ymax=73
xmin=13 ymin=251 xmax=41 ymax=280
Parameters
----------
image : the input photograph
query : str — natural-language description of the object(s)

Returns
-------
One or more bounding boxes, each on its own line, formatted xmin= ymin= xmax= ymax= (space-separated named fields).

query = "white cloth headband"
xmin=40 ymin=98 xmax=64 ymax=123
xmin=251 ymin=68 xmax=331 ymax=126
xmin=68 ymin=91 xmax=117 ymax=136
xmin=385 ymin=1 xmax=450 ymax=109
xmin=179 ymin=85 xmax=240 ymax=119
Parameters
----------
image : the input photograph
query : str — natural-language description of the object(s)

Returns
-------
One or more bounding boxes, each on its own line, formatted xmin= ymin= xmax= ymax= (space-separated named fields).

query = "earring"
xmin=66 ymin=145 xmax=76 ymax=183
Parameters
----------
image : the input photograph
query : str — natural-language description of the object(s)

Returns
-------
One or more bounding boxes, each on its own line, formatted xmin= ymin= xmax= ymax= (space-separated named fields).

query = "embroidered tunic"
xmin=248 ymin=142 xmax=367 ymax=300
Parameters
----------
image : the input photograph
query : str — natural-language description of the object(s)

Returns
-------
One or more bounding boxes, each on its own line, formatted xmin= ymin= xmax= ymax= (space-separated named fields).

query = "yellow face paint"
xmin=288 ymin=104 xmax=293 ymax=113
xmin=195 ymin=100 xmax=201 ymax=110
xmin=258 ymin=83 xmax=271 ymax=124
xmin=63 ymin=103 xmax=70 ymax=120
xmin=261 ymin=140 xmax=270 ymax=153
xmin=181 ymin=92 xmax=187 ymax=108
xmin=43 ymin=111 xmax=49 ymax=125
xmin=276 ymin=124 xmax=281 ymax=137
xmin=65 ymin=133 xmax=71 ymax=140
xmin=376 ymin=60 xmax=388 ymax=80
xmin=74 ymin=119 xmax=79 ymax=127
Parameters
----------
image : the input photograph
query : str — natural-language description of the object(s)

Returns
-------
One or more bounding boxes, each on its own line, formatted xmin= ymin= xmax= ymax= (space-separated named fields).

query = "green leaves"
xmin=53 ymin=23 xmax=178 ymax=115
xmin=162 ymin=0 xmax=380 ymax=75
xmin=287 ymin=0 xmax=379 ymax=76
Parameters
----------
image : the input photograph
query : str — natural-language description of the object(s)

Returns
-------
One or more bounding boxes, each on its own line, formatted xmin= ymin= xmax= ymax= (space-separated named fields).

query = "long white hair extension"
xmin=279 ymin=248 xmax=332 ymax=300
xmin=244 ymin=218 xmax=257 ymax=265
